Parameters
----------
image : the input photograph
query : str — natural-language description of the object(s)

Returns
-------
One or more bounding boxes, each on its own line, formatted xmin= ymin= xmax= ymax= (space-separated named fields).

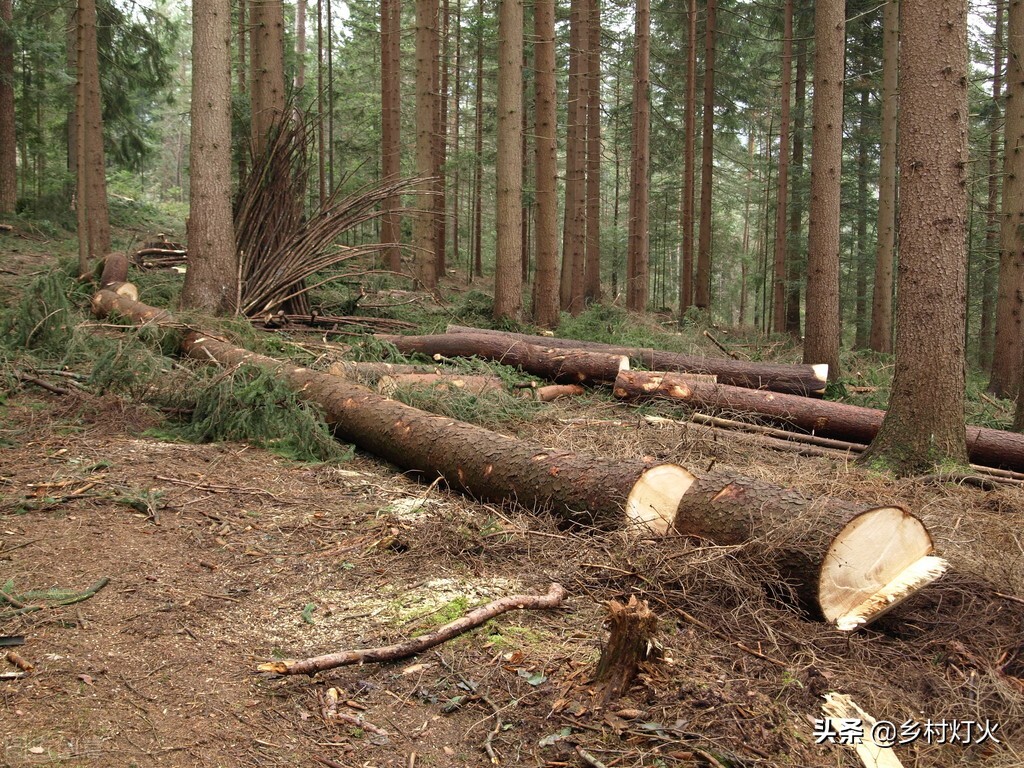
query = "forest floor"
xmin=1 ymin=227 xmax=1023 ymax=768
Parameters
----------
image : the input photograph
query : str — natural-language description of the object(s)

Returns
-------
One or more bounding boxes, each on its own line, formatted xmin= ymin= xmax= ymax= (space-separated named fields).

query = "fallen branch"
xmin=258 ymin=583 xmax=567 ymax=676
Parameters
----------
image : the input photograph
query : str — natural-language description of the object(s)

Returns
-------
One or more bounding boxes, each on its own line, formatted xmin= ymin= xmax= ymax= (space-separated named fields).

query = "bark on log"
xmin=376 ymin=372 xmax=507 ymax=397
xmin=97 ymin=252 xmax=138 ymax=301
xmin=377 ymin=332 xmax=630 ymax=384
xmin=533 ymin=383 xmax=586 ymax=401
xmin=613 ymin=369 xmax=1024 ymax=473
xmin=446 ymin=324 xmax=827 ymax=396
xmin=91 ymin=290 xmax=948 ymax=629
xmin=327 ymin=361 xmax=444 ymax=382
xmin=259 ymin=583 xmax=567 ymax=676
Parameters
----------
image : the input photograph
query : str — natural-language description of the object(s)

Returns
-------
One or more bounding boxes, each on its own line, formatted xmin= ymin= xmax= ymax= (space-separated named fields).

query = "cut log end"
xmin=811 ymin=363 xmax=829 ymax=383
xmin=625 ymin=464 xmax=695 ymax=535
xmin=818 ymin=506 xmax=948 ymax=631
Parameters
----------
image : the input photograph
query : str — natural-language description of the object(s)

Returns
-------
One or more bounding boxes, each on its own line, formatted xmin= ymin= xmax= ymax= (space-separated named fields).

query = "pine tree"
xmin=493 ymin=0 xmax=523 ymax=321
xmin=771 ymin=0 xmax=793 ymax=333
xmin=625 ymin=0 xmax=650 ymax=311
xmin=531 ymin=0 xmax=559 ymax=328
xmin=0 ymin=0 xmax=15 ymax=215
xmin=181 ymin=0 xmax=238 ymax=314
xmin=694 ymin=0 xmax=716 ymax=310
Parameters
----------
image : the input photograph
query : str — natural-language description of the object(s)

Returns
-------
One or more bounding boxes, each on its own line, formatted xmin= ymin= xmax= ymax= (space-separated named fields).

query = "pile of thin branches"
xmin=235 ymin=113 xmax=423 ymax=317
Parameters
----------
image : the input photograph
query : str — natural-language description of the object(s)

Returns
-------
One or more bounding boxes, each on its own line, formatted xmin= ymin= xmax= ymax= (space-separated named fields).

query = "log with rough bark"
xmin=613 ymin=369 xmax=1024 ymax=473
xmin=327 ymin=361 xmax=444 ymax=382
xmin=377 ymin=332 xmax=630 ymax=384
xmin=259 ymin=583 xmax=567 ymax=676
xmin=446 ymin=324 xmax=827 ymax=396
xmin=91 ymin=290 xmax=948 ymax=629
xmin=97 ymin=252 xmax=138 ymax=301
xmin=533 ymin=383 xmax=586 ymax=402
xmin=376 ymin=372 xmax=507 ymax=397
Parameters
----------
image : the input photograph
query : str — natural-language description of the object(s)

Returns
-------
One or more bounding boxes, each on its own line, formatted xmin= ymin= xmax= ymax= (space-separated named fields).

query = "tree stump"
xmin=593 ymin=596 xmax=658 ymax=703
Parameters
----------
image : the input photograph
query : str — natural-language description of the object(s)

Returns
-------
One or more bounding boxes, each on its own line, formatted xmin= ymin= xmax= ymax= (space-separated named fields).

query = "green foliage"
xmin=156 ymin=364 xmax=352 ymax=464
xmin=0 ymin=260 xmax=91 ymax=359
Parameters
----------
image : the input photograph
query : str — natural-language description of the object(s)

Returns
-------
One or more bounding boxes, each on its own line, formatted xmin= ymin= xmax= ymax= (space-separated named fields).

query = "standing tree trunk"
xmin=0 ymin=0 xmax=15 ymax=215
xmin=316 ymin=0 xmax=325 ymax=205
xmin=625 ymin=0 xmax=650 ymax=312
xmin=583 ymin=0 xmax=602 ymax=303
xmin=862 ymin=0 xmax=969 ymax=474
xmin=181 ymin=0 xmax=238 ymax=315
xmin=853 ymin=36 xmax=870 ymax=351
xmin=451 ymin=0 xmax=462 ymax=273
xmin=493 ymin=0 xmax=524 ymax=321
xmin=381 ymin=0 xmax=403 ymax=272
xmin=694 ymin=0 xmax=716 ymax=310
xmin=532 ymin=0 xmax=560 ymax=328
xmin=786 ymin=33 xmax=807 ymax=336
xmin=802 ymin=0 xmax=844 ymax=380
xmin=869 ymin=0 xmax=898 ymax=354
xmin=560 ymin=0 xmax=587 ymax=314
xmin=295 ymin=0 xmax=307 ymax=90
xmin=980 ymin=2 xmax=1004 ymax=369
xmin=414 ymin=0 xmax=439 ymax=289
xmin=250 ymin=0 xmax=286 ymax=157
xmin=678 ymin=0 xmax=698 ymax=315
xmin=991 ymin=0 xmax=1024 ymax=399
xmin=472 ymin=0 xmax=484 ymax=279
xmin=78 ymin=0 xmax=111 ymax=266
xmin=771 ymin=0 xmax=793 ymax=334
xmin=434 ymin=0 xmax=450 ymax=279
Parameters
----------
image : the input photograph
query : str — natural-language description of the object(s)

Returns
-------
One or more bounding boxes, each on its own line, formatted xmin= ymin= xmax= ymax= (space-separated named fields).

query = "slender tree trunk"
xmin=435 ymin=0 xmax=450 ymax=279
xmin=678 ymin=0 xmax=698 ymax=314
xmin=520 ymin=38 xmax=531 ymax=283
xmin=381 ymin=0 xmax=402 ymax=271
xmin=415 ymin=0 xmax=439 ymax=288
xmin=853 ymin=30 xmax=871 ymax=350
xmin=75 ymin=10 xmax=88 ymax=276
xmin=493 ymin=0 xmax=524 ymax=321
xmin=981 ymin=1 xmax=1004 ymax=368
xmin=0 ymin=0 xmax=16 ymax=215
xmin=472 ymin=0 xmax=484 ymax=278
xmin=802 ymin=0 xmax=844 ymax=380
xmin=862 ymin=0 xmax=969 ymax=474
xmin=66 ymin=7 xmax=77 ymax=199
xmin=79 ymin=0 xmax=111 ymax=262
xmin=238 ymin=0 xmax=249 ymax=187
xmin=315 ymin=0 xmax=327 ymax=205
xmin=250 ymin=0 xmax=286 ymax=157
xmin=327 ymin=0 xmax=335 ymax=192
xmin=786 ymin=34 xmax=807 ymax=336
xmin=583 ymin=0 xmax=602 ymax=303
xmin=771 ymin=0 xmax=793 ymax=333
xmin=295 ymin=0 xmax=307 ymax=90
xmin=694 ymin=0 xmax=716 ymax=310
xmin=869 ymin=0 xmax=898 ymax=353
xmin=625 ymin=0 xmax=650 ymax=312
xmin=532 ymin=0 xmax=559 ymax=328
xmin=560 ymin=0 xmax=587 ymax=313
xmin=739 ymin=130 xmax=754 ymax=326
xmin=451 ymin=0 xmax=462 ymax=273
xmin=991 ymin=0 xmax=1024 ymax=398
xmin=182 ymin=0 xmax=238 ymax=314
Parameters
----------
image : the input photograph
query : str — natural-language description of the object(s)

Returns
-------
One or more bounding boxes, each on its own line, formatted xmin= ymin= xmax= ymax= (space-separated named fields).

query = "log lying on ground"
xmin=91 ymin=290 xmax=947 ymax=629
xmin=613 ymin=369 xmax=1024 ymax=473
xmin=377 ymin=332 xmax=629 ymax=384
xmin=259 ymin=583 xmax=567 ymax=676
xmin=97 ymin=252 xmax=138 ymax=301
xmin=327 ymin=361 xmax=444 ymax=382
xmin=445 ymin=324 xmax=827 ymax=396
xmin=377 ymin=373 xmax=507 ymax=397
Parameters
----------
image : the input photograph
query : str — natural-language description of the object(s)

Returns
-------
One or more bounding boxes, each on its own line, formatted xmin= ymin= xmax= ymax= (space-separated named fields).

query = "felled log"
xmin=376 ymin=373 xmax=506 ymax=397
xmin=259 ymin=583 xmax=567 ymax=676
xmin=377 ymin=332 xmax=630 ymax=384
xmin=328 ymin=361 xmax=445 ymax=383
xmin=613 ymin=369 xmax=1024 ymax=473
xmin=91 ymin=290 xmax=948 ymax=629
xmin=96 ymin=252 xmax=138 ymax=301
xmin=533 ymin=383 xmax=586 ymax=402
xmin=445 ymin=324 xmax=827 ymax=396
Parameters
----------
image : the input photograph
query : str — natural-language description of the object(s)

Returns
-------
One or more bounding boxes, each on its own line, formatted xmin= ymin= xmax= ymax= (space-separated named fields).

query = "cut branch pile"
xmin=91 ymin=289 xmax=949 ymax=630
xmin=445 ymin=324 xmax=828 ymax=396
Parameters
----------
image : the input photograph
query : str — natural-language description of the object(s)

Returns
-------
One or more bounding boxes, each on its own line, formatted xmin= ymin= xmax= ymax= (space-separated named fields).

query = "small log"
xmin=533 ymin=383 xmax=586 ymax=402
xmin=377 ymin=332 xmax=630 ymax=384
xmin=99 ymin=252 xmax=128 ymax=286
xmin=593 ymin=596 xmax=658 ymax=703
xmin=446 ymin=324 xmax=827 ymax=396
xmin=259 ymin=583 xmax=567 ymax=675
xmin=613 ymin=369 xmax=1024 ymax=473
xmin=376 ymin=373 xmax=506 ymax=397
xmin=328 ymin=361 xmax=444 ymax=384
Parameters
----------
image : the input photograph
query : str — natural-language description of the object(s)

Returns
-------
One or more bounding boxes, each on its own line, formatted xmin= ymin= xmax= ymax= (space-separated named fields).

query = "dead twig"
xmin=258 ymin=583 xmax=567 ymax=676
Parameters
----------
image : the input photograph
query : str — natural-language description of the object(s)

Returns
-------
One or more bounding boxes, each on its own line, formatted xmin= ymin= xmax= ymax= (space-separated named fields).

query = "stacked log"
xmin=444 ymin=325 xmax=828 ymax=396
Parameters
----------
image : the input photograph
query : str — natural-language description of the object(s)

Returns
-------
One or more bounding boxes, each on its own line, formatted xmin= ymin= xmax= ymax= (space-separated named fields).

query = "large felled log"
xmin=445 ymin=324 xmax=827 ymax=396
xmin=613 ymin=369 xmax=1024 ymax=473
xmin=91 ymin=290 xmax=947 ymax=629
xmin=377 ymin=332 xmax=630 ymax=384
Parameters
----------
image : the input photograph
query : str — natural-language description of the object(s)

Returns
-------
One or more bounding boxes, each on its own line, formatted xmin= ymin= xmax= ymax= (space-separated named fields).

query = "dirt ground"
xmin=1 ymin=240 xmax=1023 ymax=767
